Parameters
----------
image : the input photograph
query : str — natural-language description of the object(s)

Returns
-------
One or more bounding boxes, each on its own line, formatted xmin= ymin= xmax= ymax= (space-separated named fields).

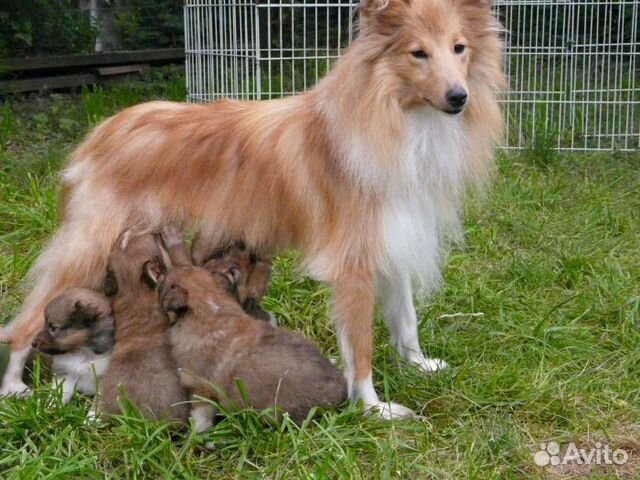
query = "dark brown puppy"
xmin=201 ymin=241 xmax=274 ymax=324
xmin=159 ymin=230 xmax=347 ymax=431
xmin=32 ymin=288 xmax=114 ymax=406
xmin=99 ymin=233 xmax=188 ymax=423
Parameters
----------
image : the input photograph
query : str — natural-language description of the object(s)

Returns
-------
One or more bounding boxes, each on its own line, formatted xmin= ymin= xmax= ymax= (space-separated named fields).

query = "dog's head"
xmin=104 ymin=232 xmax=167 ymax=298
xmin=33 ymin=288 xmax=115 ymax=355
xmin=358 ymin=0 xmax=501 ymax=114
xmin=202 ymin=242 xmax=272 ymax=319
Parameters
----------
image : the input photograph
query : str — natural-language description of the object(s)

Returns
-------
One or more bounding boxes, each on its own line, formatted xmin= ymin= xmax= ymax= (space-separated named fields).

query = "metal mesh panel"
xmin=184 ymin=0 xmax=639 ymax=151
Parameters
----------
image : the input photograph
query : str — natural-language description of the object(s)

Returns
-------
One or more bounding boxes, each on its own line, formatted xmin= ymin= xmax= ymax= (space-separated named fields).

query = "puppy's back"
xmin=231 ymin=326 xmax=347 ymax=423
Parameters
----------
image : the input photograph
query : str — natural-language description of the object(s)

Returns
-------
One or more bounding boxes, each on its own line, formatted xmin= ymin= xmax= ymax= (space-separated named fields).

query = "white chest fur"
xmin=381 ymin=109 xmax=466 ymax=291
xmin=52 ymin=349 xmax=111 ymax=396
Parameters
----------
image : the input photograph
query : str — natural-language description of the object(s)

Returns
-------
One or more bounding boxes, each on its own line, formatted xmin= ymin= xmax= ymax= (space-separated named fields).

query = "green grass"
xmin=1 ymin=68 xmax=639 ymax=478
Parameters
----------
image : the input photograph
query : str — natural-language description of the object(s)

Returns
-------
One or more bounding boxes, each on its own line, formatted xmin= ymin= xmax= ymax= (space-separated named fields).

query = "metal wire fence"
xmin=184 ymin=0 xmax=639 ymax=151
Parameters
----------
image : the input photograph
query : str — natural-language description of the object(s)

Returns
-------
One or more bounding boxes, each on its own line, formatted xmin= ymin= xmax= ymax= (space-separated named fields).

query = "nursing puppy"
xmin=2 ymin=0 xmax=504 ymax=418
xmin=31 ymin=288 xmax=114 ymax=405
xmin=159 ymin=230 xmax=347 ymax=431
xmin=198 ymin=240 xmax=275 ymax=324
xmin=99 ymin=233 xmax=189 ymax=423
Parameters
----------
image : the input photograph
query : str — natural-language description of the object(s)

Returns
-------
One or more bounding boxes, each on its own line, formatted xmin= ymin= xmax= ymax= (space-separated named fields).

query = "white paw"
xmin=406 ymin=352 xmax=448 ymax=373
xmin=365 ymin=401 xmax=415 ymax=420
xmin=84 ymin=408 xmax=107 ymax=427
xmin=268 ymin=313 xmax=278 ymax=327
xmin=0 ymin=380 xmax=32 ymax=398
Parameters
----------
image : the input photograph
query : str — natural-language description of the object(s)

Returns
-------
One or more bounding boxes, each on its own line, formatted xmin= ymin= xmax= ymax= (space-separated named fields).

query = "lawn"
xmin=0 ymin=70 xmax=639 ymax=479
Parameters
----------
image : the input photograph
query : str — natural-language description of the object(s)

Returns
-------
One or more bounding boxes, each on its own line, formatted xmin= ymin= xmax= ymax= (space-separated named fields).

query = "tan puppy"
xmin=99 ymin=233 xmax=188 ymax=423
xmin=32 ymin=288 xmax=114 ymax=405
xmin=159 ymin=230 xmax=347 ymax=431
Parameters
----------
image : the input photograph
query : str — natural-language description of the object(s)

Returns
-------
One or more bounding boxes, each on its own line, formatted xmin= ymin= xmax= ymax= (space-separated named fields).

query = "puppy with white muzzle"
xmin=31 ymin=288 xmax=114 ymax=405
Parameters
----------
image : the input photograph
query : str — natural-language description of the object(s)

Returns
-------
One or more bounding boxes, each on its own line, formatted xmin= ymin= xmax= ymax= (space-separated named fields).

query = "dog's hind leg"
xmin=332 ymin=268 xmax=414 ymax=420
xmin=0 ymin=215 xmax=126 ymax=397
xmin=380 ymin=269 xmax=448 ymax=373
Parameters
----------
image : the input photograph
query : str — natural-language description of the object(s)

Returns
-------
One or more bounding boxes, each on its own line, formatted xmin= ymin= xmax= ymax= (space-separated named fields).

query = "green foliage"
xmin=0 ymin=0 xmax=96 ymax=57
xmin=116 ymin=0 xmax=183 ymax=50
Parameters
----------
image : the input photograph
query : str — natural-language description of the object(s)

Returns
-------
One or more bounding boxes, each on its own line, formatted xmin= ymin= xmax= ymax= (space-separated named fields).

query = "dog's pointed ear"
xmin=142 ymin=256 xmax=167 ymax=288
xmin=358 ymin=0 xmax=411 ymax=17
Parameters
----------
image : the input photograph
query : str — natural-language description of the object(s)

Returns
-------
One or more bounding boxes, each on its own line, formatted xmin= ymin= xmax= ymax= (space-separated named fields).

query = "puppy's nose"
xmin=31 ymin=338 xmax=39 ymax=348
xmin=446 ymin=87 xmax=468 ymax=110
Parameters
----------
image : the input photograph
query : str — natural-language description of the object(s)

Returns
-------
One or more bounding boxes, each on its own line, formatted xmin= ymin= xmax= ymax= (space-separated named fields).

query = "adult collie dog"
xmin=0 ymin=0 xmax=504 ymax=418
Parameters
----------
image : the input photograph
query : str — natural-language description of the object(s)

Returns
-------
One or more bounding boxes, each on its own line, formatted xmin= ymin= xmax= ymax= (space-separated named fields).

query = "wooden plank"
xmin=0 ymin=73 xmax=97 ymax=93
xmin=1 ymin=48 xmax=184 ymax=72
xmin=97 ymin=64 xmax=149 ymax=76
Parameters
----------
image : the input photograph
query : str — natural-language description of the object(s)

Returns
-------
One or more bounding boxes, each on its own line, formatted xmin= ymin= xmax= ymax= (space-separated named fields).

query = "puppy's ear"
xmin=88 ymin=315 xmax=115 ymax=355
xmin=104 ymin=269 xmax=118 ymax=297
xmin=162 ymin=285 xmax=189 ymax=317
xmin=215 ymin=266 xmax=245 ymax=292
xmin=142 ymin=256 xmax=167 ymax=289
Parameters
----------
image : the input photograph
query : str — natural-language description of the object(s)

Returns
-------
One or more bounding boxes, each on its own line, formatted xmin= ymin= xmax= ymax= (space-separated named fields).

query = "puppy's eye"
xmin=454 ymin=44 xmax=466 ymax=54
xmin=48 ymin=325 xmax=58 ymax=334
xmin=410 ymin=50 xmax=428 ymax=60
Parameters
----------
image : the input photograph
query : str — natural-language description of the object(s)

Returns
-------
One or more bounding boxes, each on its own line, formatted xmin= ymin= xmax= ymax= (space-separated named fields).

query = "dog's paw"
xmin=406 ymin=352 xmax=448 ymax=373
xmin=267 ymin=313 xmax=278 ymax=327
xmin=0 ymin=380 xmax=32 ymax=398
xmin=365 ymin=400 xmax=415 ymax=420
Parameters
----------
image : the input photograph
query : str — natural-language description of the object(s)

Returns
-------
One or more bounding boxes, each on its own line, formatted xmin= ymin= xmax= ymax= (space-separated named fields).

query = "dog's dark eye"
xmin=48 ymin=324 xmax=58 ymax=334
xmin=410 ymin=50 xmax=428 ymax=60
xmin=454 ymin=44 xmax=466 ymax=54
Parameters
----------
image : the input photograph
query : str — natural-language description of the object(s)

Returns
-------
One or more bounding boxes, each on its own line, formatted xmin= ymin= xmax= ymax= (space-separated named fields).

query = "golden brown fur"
xmin=98 ymin=234 xmax=189 ymax=422
xmin=1 ymin=0 xmax=504 ymax=417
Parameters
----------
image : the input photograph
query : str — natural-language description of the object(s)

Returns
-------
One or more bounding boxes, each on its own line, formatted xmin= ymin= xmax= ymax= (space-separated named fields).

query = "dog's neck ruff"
xmin=342 ymin=106 xmax=467 ymax=291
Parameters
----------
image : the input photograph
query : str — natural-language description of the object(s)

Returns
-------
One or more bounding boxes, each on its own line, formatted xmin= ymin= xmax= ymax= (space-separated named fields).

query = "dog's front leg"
xmin=0 ymin=346 xmax=32 ymax=397
xmin=380 ymin=270 xmax=447 ymax=373
xmin=332 ymin=270 xmax=414 ymax=420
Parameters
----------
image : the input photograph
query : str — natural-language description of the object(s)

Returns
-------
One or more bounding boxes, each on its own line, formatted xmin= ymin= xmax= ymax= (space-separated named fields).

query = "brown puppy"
xmin=99 ymin=232 xmax=188 ymax=423
xmin=199 ymin=240 xmax=275 ymax=324
xmin=32 ymin=288 xmax=114 ymax=406
xmin=159 ymin=230 xmax=347 ymax=431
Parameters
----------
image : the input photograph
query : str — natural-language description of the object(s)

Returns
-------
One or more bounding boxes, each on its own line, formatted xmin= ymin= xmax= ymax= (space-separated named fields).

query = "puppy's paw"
xmin=267 ymin=313 xmax=278 ymax=327
xmin=0 ymin=380 xmax=32 ymax=398
xmin=365 ymin=400 xmax=415 ymax=420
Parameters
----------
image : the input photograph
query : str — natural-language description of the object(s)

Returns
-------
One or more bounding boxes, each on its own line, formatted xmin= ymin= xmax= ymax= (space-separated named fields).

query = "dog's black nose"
xmin=446 ymin=88 xmax=468 ymax=109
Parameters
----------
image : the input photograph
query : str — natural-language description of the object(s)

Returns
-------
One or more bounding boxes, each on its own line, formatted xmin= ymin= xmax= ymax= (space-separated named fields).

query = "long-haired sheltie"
xmin=0 ymin=0 xmax=504 ymax=418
